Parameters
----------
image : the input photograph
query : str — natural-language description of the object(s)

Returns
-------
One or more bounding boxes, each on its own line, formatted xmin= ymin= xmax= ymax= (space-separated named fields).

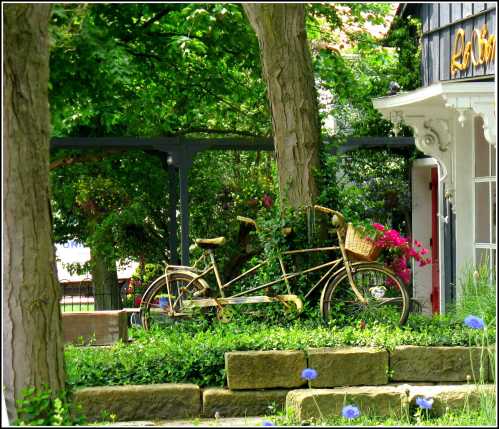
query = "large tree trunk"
xmin=3 ymin=3 xmax=65 ymax=421
xmin=90 ymin=248 xmax=121 ymax=310
xmin=243 ymin=4 xmax=321 ymax=209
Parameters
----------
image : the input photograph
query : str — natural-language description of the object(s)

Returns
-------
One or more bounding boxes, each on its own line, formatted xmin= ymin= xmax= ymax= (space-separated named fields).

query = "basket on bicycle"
xmin=344 ymin=223 xmax=382 ymax=262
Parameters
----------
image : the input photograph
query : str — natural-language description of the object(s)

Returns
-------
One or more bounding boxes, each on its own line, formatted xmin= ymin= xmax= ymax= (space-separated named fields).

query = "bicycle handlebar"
xmin=237 ymin=215 xmax=257 ymax=228
xmin=237 ymin=206 xmax=345 ymax=231
xmin=313 ymin=205 xmax=346 ymax=227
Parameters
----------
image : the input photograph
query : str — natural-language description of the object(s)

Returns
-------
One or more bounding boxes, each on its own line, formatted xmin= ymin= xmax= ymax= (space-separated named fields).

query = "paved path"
xmin=107 ymin=416 xmax=269 ymax=427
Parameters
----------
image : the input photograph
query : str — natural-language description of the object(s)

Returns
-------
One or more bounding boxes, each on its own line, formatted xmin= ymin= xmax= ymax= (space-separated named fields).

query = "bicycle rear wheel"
xmin=320 ymin=263 xmax=410 ymax=326
xmin=140 ymin=272 xmax=209 ymax=330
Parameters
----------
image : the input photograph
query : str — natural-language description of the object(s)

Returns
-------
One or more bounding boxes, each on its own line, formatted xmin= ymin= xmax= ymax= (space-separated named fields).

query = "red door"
xmin=430 ymin=167 xmax=440 ymax=314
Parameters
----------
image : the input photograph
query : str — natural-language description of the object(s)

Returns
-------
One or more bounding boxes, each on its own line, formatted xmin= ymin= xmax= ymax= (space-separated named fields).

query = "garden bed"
xmin=65 ymin=315 xmax=496 ymax=389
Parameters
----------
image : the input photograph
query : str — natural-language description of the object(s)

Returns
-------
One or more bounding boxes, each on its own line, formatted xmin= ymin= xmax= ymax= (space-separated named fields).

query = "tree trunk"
xmin=90 ymin=248 xmax=121 ymax=310
xmin=243 ymin=4 xmax=321 ymax=209
xmin=3 ymin=3 xmax=65 ymax=421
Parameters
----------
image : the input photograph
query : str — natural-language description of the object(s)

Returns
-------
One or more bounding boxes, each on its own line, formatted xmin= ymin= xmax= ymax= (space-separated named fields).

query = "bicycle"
xmin=139 ymin=205 xmax=410 ymax=329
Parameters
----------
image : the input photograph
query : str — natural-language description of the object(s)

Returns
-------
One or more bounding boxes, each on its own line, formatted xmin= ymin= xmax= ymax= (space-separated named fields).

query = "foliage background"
xmin=49 ymin=3 xmax=424 ymax=293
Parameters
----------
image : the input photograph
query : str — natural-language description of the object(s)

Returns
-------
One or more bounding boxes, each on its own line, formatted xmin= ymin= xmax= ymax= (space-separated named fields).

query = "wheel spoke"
xmin=321 ymin=265 xmax=409 ymax=325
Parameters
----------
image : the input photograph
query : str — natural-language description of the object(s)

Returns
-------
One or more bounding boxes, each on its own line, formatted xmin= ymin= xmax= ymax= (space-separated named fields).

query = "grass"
xmin=262 ymin=395 xmax=497 ymax=426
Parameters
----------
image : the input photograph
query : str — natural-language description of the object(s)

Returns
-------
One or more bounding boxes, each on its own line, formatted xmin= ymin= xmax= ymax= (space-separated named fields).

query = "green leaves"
xmin=49 ymin=3 xmax=267 ymax=138
xmin=65 ymin=314 xmax=496 ymax=389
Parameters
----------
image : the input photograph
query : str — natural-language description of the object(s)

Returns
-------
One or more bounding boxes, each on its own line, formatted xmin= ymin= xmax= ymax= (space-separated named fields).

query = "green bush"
xmin=65 ymin=314 xmax=496 ymax=389
xmin=13 ymin=385 xmax=87 ymax=426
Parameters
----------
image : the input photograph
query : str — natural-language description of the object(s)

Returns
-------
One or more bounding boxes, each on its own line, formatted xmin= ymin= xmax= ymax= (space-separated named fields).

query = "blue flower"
xmin=342 ymin=404 xmax=360 ymax=419
xmin=415 ymin=396 xmax=433 ymax=410
xmin=262 ymin=420 xmax=275 ymax=426
xmin=301 ymin=368 xmax=318 ymax=381
xmin=464 ymin=315 xmax=485 ymax=329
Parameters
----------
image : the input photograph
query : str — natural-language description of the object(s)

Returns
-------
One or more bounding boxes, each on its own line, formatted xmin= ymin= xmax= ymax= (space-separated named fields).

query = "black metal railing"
xmin=59 ymin=279 xmax=145 ymax=312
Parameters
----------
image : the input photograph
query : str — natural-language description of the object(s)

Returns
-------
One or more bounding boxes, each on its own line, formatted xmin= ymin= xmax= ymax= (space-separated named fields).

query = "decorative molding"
xmin=402 ymin=115 xmax=456 ymax=210
xmin=470 ymin=101 xmax=496 ymax=147
xmin=443 ymin=94 xmax=496 ymax=146
xmin=372 ymin=81 xmax=496 ymax=211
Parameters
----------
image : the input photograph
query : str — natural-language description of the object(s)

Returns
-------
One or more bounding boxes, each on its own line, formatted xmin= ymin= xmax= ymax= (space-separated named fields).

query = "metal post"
xmin=179 ymin=160 xmax=191 ymax=266
xmin=168 ymin=163 xmax=179 ymax=265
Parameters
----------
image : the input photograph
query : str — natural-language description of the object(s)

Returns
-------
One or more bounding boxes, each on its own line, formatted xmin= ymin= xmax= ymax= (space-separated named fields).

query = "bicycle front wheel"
xmin=140 ymin=272 xmax=209 ymax=330
xmin=320 ymin=263 xmax=410 ymax=326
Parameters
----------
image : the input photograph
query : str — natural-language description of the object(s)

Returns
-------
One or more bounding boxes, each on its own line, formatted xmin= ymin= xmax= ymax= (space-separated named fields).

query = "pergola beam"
xmin=50 ymin=135 xmax=414 ymax=265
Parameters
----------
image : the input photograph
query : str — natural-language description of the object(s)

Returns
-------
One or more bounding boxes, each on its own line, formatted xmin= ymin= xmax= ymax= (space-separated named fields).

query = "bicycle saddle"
xmin=195 ymin=237 xmax=226 ymax=249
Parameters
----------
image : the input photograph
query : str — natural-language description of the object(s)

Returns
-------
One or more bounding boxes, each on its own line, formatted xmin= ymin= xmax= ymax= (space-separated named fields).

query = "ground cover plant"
xmin=261 ymin=396 xmax=496 ymax=427
xmin=64 ymin=310 xmax=496 ymax=389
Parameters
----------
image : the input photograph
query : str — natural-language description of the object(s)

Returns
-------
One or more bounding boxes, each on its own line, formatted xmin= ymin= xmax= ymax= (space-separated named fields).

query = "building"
xmin=56 ymin=240 xmax=138 ymax=305
xmin=373 ymin=3 xmax=496 ymax=314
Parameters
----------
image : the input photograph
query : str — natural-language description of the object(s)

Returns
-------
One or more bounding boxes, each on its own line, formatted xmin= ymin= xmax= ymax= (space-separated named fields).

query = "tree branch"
xmin=178 ymin=127 xmax=261 ymax=137
xmin=141 ymin=9 xmax=172 ymax=29
xmin=49 ymin=149 xmax=127 ymax=170
xmin=178 ymin=127 xmax=263 ymax=138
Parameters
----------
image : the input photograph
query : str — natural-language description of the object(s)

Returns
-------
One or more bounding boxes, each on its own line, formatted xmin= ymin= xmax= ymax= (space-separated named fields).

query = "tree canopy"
xmin=48 ymin=3 xmax=421 ymax=280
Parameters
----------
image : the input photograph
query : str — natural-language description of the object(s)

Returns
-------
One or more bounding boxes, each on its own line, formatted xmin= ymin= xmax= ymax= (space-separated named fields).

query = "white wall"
xmin=452 ymin=110 xmax=475 ymax=299
xmin=55 ymin=240 xmax=138 ymax=283
xmin=411 ymin=158 xmax=436 ymax=315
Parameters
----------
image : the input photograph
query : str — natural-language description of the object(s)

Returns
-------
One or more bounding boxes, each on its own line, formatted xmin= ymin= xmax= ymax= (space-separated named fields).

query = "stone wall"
xmin=73 ymin=345 xmax=496 ymax=422
xmin=62 ymin=310 xmax=128 ymax=346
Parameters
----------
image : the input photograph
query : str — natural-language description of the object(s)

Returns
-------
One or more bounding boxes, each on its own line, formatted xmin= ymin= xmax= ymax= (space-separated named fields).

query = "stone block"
xmin=407 ymin=384 xmax=496 ymax=416
xmin=286 ymin=386 xmax=405 ymax=421
xmin=62 ymin=310 xmax=128 ymax=346
xmin=202 ymin=388 xmax=288 ymax=418
xmin=390 ymin=346 xmax=486 ymax=382
xmin=488 ymin=344 xmax=496 ymax=382
xmin=307 ymin=347 xmax=388 ymax=387
xmin=225 ymin=350 xmax=307 ymax=390
xmin=73 ymin=384 xmax=201 ymax=422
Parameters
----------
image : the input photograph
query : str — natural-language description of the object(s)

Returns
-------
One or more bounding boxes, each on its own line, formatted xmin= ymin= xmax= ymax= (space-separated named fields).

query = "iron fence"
xmin=59 ymin=278 xmax=144 ymax=312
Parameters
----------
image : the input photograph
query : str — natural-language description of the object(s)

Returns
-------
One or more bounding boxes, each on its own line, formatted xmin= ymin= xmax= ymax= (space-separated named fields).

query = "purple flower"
xmin=415 ymin=396 xmax=433 ymax=410
xmin=464 ymin=315 xmax=485 ymax=329
xmin=301 ymin=368 xmax=318 ymax=381
xmin=342 ymin=404 xmax=360 ymax=419
xmin=262 ymin=420 xmax=275 ymax=427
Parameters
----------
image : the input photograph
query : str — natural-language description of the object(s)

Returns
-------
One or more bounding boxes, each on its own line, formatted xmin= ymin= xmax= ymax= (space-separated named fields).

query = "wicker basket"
xmin=344 ymin=223 xmax=382 ymax=262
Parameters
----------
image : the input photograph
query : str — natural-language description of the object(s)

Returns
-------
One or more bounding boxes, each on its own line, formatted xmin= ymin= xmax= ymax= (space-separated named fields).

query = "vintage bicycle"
xmin=139 ymin=205 xmax=410 ymax=329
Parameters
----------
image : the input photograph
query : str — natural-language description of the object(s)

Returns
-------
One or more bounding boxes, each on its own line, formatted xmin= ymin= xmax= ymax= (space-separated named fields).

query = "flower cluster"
xmin=301 ymin=368 xmax=318 ymax=381
xmin=415 ymin=396 xmax=434 ymax=410
xmin=342 ymin=404 xmax=360 ymax=419
xmin=464 ymin=315 xmax=485 ymax=329
xmin=370 ymin=223 xmax=431 ymax=285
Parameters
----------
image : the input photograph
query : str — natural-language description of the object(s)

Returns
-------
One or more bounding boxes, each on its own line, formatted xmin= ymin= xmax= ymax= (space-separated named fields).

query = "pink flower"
xmin=407 ymin=248 xmax=418 ymax=257
xmin=395 ymin=236 xmax=408 ymax=246
xmin=262 ymin=194 xmax=273 ymax=208
xmin=420 ymin=248 xmax=429 ymax=255
xmin=372 ymin=223 xmax=385 ymax=231
xmin=414 ymin=240 xmax=422 ymax=247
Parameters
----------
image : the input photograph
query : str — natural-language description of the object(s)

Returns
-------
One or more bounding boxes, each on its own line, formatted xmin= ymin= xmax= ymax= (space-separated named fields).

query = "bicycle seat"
xmin=195 ymin=237 xmax=226 ymax=249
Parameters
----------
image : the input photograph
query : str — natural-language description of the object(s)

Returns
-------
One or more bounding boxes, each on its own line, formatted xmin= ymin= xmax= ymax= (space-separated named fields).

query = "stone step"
xmin=106 ymin=416 xmax=266 ymax=427
xmin=73 ymin=383 xmax=201 ymax=422
xmin=74 ymin=382 xmax=496 ymax=423
xmin=202 ymin=388 xmax=288 ymax=418
xmin=286 ymin=383 xmax=496 ymax=421
xmin=224 ymin=346 xmax=494 ymax=390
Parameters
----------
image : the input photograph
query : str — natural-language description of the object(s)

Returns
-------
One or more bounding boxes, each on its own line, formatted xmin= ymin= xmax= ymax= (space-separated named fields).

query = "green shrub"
xmin=13 ymin=385 xmax=87 ymax=426
xmin=65 ymin=314 xmax=496 ymax=389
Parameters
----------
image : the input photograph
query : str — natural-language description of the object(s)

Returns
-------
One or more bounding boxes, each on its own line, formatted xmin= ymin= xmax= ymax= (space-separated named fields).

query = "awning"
xmin=372 ymin=81 xmax=496 ymax=207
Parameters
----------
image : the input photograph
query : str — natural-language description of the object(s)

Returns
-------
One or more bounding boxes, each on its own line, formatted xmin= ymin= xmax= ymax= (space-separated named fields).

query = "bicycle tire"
xmin=320 ymin=263 xmax=410 ymax=326
xmin=140 ymin=271 xmax=209 ymax=330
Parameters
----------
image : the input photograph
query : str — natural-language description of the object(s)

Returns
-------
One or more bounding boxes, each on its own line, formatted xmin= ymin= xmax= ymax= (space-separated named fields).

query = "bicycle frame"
xmin=163 ymin=226 xmax=368 ymax=307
